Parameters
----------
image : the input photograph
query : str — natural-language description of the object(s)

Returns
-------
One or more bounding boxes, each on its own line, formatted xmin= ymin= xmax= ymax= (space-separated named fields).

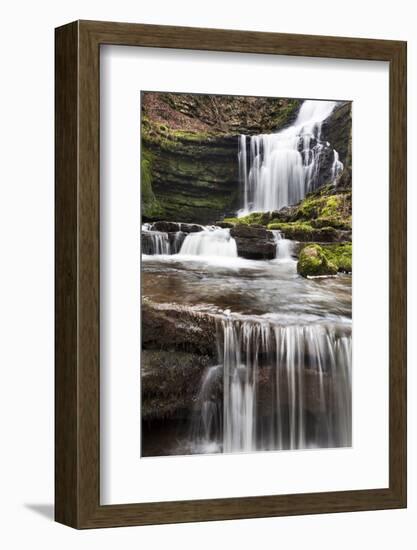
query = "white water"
xmin=239 ymin=99 xmax=340 ymax=216
xmin=141 ymin=223 xmax=185 ymax=256
xmin=271 ymin=230 xmax=293 ymax=260
xmin=179 ymin=227 xmax=238 ymax=258
xmin=192 ymin=317 xmax=351 ymax=453
xmin=142 ymin=229 xmax=171 ymax=255
xmin=331 ymin=149 xmax=344 ymax=180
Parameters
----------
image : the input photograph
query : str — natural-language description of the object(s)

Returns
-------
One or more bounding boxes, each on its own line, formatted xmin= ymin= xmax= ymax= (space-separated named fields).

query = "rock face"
xmin=141 ymin=350 xmax=214 ymax=420
xmin=230 ymin=224 xmax=276 ymax=260
xmin=141 ymin=92 xmax=301 ymax=224
xmin=141 ymin=301 xmax=218 ymax=423
xmin=143 ymin=133 xmax=240 ymax=224
xmin=142 ymin=300 xmax=217 ymax=356
xmin=321 ymin=101 xmax=352 ymax=189
xmin=297 ymin=244 xmax=338 ymax=278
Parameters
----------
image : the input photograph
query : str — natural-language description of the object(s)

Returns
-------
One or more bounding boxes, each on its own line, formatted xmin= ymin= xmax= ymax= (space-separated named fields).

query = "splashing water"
xmin=179 ymin=227 xmax=238 ymax=258
xmin=271 ymin=230 xmax=294 ymax=260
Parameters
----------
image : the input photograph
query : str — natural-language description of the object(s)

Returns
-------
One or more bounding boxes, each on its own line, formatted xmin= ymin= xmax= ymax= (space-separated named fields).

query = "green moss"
xmin=279 ymin=223 xmax=338 ymax=242
xmin=224 ymin=191 xmax=351 ymax=234
xmin=295 ymin=193 xmax=351 ymax=229
xmin=170 ymin=129 xmax=213 ymax=142
xmin=322 ymin=243 xmax=352 ymax=273
xmin=224 ymin=212 xmax=272 ymax=226
xmin=141 ymin=150 xmax=163 ymax=218
xmin=297 ymin=244 xmax=338 ymax=278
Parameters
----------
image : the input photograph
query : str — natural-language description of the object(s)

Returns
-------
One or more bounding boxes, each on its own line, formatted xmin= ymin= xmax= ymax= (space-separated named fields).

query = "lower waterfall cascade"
xmin=191 ymin=316 xmax=351 ymax=453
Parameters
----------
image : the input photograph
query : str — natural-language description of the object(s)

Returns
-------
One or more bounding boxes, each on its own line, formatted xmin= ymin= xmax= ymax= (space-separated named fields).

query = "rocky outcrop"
xmin=230 ymin=224 xmax=276 ymax=260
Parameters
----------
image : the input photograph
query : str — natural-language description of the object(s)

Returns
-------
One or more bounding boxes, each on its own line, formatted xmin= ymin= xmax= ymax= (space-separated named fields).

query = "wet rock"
xmin=151 ymin=221 xmax=204 ymax=233
xmin=230 ymin=224 xmax=276 ymax=260
xmin=256 ymin=366 xmax=342 ymax=417
xmin=141 ymin=350 xmax=214 ymax=420
xmin=142 ymin=300 xmax=217 ymax=356
xmin=215 ymin=221 xmax=234 ymax=228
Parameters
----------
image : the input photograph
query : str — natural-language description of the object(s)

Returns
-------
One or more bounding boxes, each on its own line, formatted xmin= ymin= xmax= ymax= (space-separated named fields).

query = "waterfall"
xmin=191 ymin=316 xmax=352 ymax=453
xmin=141 ymin=228 xmax=171 ymax=255
xmin=179 ymin=227 xmax=238 ymax=258
xmin=238 ymin=100 xmax=342 ymax=216
xmin=331 ymin=149 xmax=344 ymax=180
xmin=271 ymin=230 xmax=293 ymax=260
xmin=141 ymin=223 xmax=186 ymax=255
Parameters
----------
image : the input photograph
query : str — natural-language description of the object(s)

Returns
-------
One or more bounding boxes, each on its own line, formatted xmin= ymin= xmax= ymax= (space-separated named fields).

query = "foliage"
xmin=322 ymin=243 xmax=352 ymax=273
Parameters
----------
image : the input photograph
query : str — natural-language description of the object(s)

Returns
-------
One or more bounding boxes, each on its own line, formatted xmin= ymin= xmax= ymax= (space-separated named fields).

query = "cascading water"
xmin=271 ymin=230 xmax=293 ymax=260
xmin=191 ymin=316 xmax=352 ymax=453
xmin=179 ymin=227 xmax=238 ymax=258
xmin=331 ymin=149 xmax=344 ymax=181
xmin=238 ymin=100 xmax=342 ymax=216
xmin=141 ymin=227 xmax=171 ymax=255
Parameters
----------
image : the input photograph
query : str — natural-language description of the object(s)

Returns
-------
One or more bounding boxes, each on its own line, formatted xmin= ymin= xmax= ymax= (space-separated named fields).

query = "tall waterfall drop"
xmin=239 ymin=100 xmax=340 ymax=216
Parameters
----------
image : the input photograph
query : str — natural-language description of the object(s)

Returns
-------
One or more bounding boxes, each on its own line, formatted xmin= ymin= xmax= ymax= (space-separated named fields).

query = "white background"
xmin=0 ymin=0 xmax=415 ymax=548
xmin=101 ymin=47 xmax=389 ymax=504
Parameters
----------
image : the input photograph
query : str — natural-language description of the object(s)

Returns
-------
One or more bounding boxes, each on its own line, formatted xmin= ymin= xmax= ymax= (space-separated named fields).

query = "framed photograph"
xmin=55 ymin=20 xmax=407 ymax=528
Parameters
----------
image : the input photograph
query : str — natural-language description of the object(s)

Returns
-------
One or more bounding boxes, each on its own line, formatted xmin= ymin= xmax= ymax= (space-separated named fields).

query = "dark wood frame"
xmin=55 ymin=20 xmax=407 ymax=529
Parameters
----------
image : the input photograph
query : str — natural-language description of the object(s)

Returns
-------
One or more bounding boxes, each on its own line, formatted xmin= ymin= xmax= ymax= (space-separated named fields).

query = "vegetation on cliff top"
xmin=142 ymin=92 xmax=301 ymax=136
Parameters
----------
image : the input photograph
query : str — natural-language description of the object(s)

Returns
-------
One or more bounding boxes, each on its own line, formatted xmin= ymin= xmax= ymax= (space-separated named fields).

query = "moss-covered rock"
xmin=267 ymin=222 xmax=340 ymax=242
xmin=141 ymin=131 xmax=240 ymax=223
xmin=222 ymin=187 xmax=352 ymax=241
xmin=322 ymin=243 xmax=352 ymax=273
xmin=141 ymin=150 xmax=163 ymax=218
xmin=297 ymin=244 xmax=338 ymax=278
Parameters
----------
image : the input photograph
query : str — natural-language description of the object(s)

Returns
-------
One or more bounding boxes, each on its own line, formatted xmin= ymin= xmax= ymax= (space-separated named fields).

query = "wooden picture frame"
xmin=55 ymin=20 xmax=407 ymax=528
